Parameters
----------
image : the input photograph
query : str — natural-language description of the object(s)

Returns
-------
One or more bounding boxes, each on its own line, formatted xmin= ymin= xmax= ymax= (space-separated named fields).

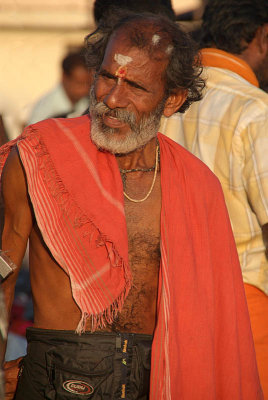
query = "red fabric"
xmin=244 ymin=284 xmax=268 ymax=399
xmin=18 ymin=117 xmax=131 ymax=331
xmin=150 ymin=134 xmax=262 ymax=399
xmin=0 ymin=116 xmax=263 ymax=398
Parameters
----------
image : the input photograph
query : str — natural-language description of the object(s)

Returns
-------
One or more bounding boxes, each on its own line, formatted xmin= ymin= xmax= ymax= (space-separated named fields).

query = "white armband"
xmin=0 ymin=252 xmax=17 ymax=281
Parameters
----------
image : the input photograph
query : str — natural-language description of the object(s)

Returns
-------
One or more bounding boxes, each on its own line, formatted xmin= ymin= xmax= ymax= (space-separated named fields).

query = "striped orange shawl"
xmin=0 ymin=116 xmax=262 ymax=399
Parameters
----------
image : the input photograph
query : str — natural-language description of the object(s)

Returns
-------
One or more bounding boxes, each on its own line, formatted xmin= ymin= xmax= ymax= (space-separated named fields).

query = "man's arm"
xmin=1 ymin=147 xmax=33 ymax=320
xmin=242 ymin=117 xmax=268 ymax=260
xmin=1 ymin=147 xmax=33 ymax=399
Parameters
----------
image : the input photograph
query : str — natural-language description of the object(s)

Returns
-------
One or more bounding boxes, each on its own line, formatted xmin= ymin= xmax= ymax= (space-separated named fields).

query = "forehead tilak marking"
xmin=114 ymin=53 xmax=132 ymax=67
xmin=114 ymin=53 xmax=133 ymax=82
xmin=152 ymin=34 xmax=173 ymax=56
xmin=152 ymin=34 xmax=161 ymax=45
xmin=166 ymin=45 xmax=174 ymax=55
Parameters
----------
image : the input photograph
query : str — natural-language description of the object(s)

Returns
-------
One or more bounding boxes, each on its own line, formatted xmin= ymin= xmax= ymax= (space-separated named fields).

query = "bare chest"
xmin=111 ymin=173 xmax=162 ymax=333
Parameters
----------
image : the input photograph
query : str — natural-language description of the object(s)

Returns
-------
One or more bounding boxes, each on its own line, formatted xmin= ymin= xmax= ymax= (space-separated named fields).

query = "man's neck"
xmin=115 ymin=137 xmax=158 ymax=171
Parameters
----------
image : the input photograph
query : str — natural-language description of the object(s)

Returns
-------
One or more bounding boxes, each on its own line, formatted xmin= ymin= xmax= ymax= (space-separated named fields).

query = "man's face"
xmin=89 ymin=32 xmax=169 ymax=154
xmin=63 ymin=66 xmax=92 ymax=104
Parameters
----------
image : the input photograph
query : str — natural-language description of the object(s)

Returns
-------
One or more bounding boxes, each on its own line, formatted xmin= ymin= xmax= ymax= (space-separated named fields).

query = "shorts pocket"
xmin=14 ymin=356 xmax=46 ymax=400
xmin=129 ymin=341 xmax=151 ymax=398
xmin=138 ymin=341 xmax=151 ymax=397
xmin=44 ymin=345 xmax=114 ymax=399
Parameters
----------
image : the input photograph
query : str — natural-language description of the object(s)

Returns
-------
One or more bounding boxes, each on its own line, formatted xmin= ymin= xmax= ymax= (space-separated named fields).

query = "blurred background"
xmin=0 ymin=0 xmax=94 ymax=139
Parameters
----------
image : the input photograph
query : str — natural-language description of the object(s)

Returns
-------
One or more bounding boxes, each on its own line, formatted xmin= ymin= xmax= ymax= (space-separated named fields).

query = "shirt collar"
xmin=200 ymin=48 xmax=259 ymax=87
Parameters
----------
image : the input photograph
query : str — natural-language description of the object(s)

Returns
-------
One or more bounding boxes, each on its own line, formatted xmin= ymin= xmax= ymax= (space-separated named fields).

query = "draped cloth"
xmin=0 ymin=116 xmax=263 ymax=399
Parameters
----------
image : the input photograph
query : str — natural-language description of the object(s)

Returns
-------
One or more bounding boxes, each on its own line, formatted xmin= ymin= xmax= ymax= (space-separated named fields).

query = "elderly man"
xmin=0 ymin=13 xmax=262 ymax=400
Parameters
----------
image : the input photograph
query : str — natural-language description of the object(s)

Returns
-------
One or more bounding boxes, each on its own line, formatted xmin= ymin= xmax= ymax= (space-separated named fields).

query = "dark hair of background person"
xmin=62 ymin=51 xmax=88 ymax=75
xmin=93 ymin=0 xmax=176 ymax=23
xmin=85 ymin=12 xmax=205 ymax=113
xmin=201 ymin=0 xmax=268 ymax=54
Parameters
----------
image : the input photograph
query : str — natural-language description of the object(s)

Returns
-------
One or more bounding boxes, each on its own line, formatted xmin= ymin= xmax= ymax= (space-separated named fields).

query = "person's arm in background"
xmin=0 ymin=116 xmax=9 ymax=147
xmin=262 ymin=224 xmax=268 ymax=260
xmin=242 ymin=117 xmax=268 ymax=257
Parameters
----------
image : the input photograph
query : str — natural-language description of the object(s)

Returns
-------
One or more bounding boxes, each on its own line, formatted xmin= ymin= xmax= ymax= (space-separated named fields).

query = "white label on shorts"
xmin=62 ymin=380 xmax=94 ymax=395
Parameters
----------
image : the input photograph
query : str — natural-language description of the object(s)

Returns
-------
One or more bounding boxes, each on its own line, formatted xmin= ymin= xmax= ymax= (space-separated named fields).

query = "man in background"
xmin=93 ymin=0 xmax=176 ymax=23
xmin=161 ymin=0 xmax=268 ymax=396
xmin=0 ymin=117 xmax=9 ymax=147
xmin=27 ymin=50 xmax=92 ymax=125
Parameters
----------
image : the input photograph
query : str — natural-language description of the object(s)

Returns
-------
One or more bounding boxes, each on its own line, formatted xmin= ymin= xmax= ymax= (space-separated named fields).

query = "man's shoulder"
xmin=11 ymin=116 xmax=91 ymax=158
xmin=205 ymin=67 xmax=268 ymax=110
xmin=26 ymin=115 xmax=90 ymax=137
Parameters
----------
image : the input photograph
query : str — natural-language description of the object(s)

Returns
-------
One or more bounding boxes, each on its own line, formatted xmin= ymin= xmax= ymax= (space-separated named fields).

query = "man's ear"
xmin=163 ymin=90 xmax=188 ymax=117
xmin=240 ymin=24 xmax=268 ymax=70
xmin=256 ymin=24 xmax=268 ymax=56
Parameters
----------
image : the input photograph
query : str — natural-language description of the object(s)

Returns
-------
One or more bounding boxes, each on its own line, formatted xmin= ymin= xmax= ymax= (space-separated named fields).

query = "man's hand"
xmin=4 ymin=358 xmax=23 ymax=400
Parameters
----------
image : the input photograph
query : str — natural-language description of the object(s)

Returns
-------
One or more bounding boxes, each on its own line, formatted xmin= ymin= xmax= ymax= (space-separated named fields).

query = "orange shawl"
xmin=201 ymin=48 xmax=259 ymax=87
xmin=0 ymin=116 xmax=262 ymax=399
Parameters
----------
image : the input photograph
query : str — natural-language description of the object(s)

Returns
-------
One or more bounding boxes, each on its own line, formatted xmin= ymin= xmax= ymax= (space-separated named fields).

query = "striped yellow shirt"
xmin=160 ymin=50 xmax=268 ymax=295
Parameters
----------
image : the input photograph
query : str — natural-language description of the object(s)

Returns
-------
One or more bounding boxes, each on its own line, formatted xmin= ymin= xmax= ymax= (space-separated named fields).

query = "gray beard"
xmin=88 ymin=86 xmax=166 ymax=154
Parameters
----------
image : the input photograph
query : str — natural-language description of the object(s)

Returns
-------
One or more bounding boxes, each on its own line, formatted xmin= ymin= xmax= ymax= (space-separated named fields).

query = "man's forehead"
xmin=101 ymin=45 xmax=167 ymax=83
xmin=103 ymin=30 xmax=171 ymax=67
xmin=102 ymin=36 xmax=144 ymax=68
xmin=104 ymin=31 xmax=134 ymax=59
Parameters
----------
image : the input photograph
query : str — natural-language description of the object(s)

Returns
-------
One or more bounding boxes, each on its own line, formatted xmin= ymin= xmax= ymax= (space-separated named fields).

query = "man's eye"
xmin=100 ymin=72 xmax=114 ymax=80
xmin=128 ymin=82 xmax=146 ymax=92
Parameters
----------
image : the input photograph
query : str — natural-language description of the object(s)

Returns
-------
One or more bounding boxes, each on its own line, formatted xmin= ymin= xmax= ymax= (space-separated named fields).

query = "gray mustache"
xmin=93 ymin=102 xmax=136 ymax=125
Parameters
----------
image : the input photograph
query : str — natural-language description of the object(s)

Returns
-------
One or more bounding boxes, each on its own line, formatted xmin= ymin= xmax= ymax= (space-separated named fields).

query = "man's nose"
xmin=103 ymin=82 xmax=129 ymax=109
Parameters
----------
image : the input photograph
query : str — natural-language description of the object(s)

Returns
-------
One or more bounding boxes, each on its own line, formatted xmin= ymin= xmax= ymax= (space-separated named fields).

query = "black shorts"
xmin=14 ymin=327 xmax=153 ymax=400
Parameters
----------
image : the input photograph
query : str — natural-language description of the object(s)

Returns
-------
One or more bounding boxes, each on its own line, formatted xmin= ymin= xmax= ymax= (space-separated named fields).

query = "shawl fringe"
xmin=28 ymin=130 xmax=131 ymax=330
xmin=3 ymin=125 xmax=131 ymax=331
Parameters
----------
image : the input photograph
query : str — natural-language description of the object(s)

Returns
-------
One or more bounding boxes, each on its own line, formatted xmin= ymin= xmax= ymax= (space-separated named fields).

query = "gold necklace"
xmin=122 ymin=144 xmax=159 ymax=203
